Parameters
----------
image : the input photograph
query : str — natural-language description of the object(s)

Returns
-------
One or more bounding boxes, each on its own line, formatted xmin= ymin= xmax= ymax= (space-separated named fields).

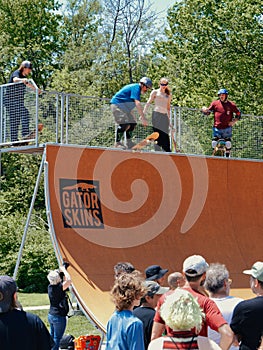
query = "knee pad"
xmin=225 ymin=141 xmax=231 ymax=149
xmin=212 ymin=140 xmax=218 ymax=148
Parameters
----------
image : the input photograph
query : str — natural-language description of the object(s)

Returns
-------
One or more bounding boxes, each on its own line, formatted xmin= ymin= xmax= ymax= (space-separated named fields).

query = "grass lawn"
xmin=17 ymin=292 xmax=103 ymax=339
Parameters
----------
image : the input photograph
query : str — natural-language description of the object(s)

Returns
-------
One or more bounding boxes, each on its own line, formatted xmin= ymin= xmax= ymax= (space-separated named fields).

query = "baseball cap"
xmin=243 ymin=261 xmax=263 ymax=282
xmin=183 ymin=255 xmax=209 ymax=277
xmin=145 ymin=265 xmax=168 ymax=281
xmin=21 ymin=60 xmax=32 ymax=69
xmin=144 ymin=281 xmax=168 ymax=296
xmin=0 ymin=275 xmax=17 ymax=313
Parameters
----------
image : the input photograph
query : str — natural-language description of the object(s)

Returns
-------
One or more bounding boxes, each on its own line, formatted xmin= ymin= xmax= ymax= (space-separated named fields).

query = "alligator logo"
xmin=63 ymin=183 xmax=97 ymax=192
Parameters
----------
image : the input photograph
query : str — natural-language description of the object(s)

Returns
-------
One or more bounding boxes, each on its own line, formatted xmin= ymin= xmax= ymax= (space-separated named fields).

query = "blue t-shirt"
xmin=106 ymin=310 xmax=145 ymax=350
xmin=110 ymin=84 xmax=141 ymax=112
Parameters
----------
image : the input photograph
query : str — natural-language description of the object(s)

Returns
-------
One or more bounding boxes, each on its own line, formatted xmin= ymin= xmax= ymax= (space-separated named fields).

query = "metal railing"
xmin=0 ymin=81 xmax=262 ymax=159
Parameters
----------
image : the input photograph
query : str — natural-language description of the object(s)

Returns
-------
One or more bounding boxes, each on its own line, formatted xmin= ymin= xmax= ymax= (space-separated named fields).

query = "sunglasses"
xmin=160 ymin=83 xmax=168 ymax=86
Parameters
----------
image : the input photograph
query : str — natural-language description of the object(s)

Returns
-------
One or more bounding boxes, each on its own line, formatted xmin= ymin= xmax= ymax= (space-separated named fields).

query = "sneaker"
xmin=114 ymin=142 xmax=126 ymax=149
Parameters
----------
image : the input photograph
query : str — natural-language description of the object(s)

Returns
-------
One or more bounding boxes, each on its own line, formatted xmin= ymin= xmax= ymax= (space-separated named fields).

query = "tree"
xmin=50 ymin=0 xmax=104 ymax=95
xmin=0 ymin=0 xmax=63 ymax=89
xmin=150 ymin=0 xmax=263 ymax=114
xmin=97 ymin=0 xmax=158 ymax=96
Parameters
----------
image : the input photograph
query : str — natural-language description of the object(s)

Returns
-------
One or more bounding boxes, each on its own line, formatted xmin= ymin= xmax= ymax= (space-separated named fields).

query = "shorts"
xmin=212 ymin=126 xmax=232 ymax=139
xmin=111 ymin=104 xmax=135 ymax=125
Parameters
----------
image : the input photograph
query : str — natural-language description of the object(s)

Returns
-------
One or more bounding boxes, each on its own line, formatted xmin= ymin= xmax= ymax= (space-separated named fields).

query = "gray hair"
xmin=204 ymin=263 xmax=229 ymax=293
xmin=47 ymin=270 xmax=61 ymax=285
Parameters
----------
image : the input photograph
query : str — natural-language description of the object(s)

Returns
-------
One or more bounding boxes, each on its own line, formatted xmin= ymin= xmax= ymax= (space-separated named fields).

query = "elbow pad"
xmin=236 ymin=110 xmax=241 ymax=120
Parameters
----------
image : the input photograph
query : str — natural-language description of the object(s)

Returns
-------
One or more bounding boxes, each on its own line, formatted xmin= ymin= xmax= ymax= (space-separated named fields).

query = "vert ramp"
xmin=45 ymin=144 xmax=263 ymax=332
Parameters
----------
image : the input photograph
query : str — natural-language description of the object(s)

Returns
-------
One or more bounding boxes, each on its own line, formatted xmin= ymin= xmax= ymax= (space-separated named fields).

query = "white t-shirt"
xmin=208 ymin=296 xmax=243 ymax=350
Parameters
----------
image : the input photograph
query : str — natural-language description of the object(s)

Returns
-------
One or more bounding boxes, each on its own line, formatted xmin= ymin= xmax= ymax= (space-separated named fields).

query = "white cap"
xmin=183 ymin=255 xmax=209 ymax=277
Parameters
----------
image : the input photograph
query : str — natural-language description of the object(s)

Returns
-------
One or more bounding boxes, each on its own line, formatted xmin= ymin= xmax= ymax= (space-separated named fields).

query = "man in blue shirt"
xmin=111 ymin=77 xmax=152 ymax=149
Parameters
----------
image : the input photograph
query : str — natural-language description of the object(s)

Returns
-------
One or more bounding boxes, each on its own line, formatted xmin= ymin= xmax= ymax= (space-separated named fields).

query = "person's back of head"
xmin=204 ymin=263 xmax=230 ymax=296
xmin=0 ymin=275 xmax=18 ymax=313
xmin=140 ymin=281 xmax=168 ymax=307
xmin=113 ymin=262 xmax=135 ymax=279
xmin=111 ymin=271 xmax=146 ymax=311
xmin=168 ymin=272 xmax=185 ymax=290
xmin=243 ymin=261 xmax=263 ymax=293
xmin=145 ymin=264 xmax=168 ymax=286
xmin=183 ymin=255 xmax=209 ymax=296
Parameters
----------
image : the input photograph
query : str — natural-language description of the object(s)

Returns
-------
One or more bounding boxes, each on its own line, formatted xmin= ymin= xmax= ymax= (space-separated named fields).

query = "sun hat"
xmin=145 ymin=265 xmax=168 ymax=281
xmin=183 ymin=255 xmax=209 ymax=277
xmin=0 ymin=275 xmax=17 ymax=313
xmin=243 ymin=261 xmax=263 ymax=282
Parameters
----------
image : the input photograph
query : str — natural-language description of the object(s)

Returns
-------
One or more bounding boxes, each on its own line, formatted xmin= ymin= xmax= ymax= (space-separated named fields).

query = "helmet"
xmin=218 ymin=88 xmax=228 ymax=95
xmin=140 ymin=77 xmax=152 ymax=89
xmin=21 ymin=60 xmax=32 ymax=69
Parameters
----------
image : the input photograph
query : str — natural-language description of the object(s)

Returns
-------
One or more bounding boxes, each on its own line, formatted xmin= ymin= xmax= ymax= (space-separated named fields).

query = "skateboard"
xmin=0 ymin=123 xmax=44 ymax=148
xmin=212 ymin=138 xmax=227 ymax=157
xmin=132 ymin=132 xmax=159 ymax=151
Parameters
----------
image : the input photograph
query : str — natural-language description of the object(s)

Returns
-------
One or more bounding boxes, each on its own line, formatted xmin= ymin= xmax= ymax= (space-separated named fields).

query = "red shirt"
xmin=154 ymin=287 xmax=227 ymax=337
xmin=208 ymin=99 xmax=240 ymax=129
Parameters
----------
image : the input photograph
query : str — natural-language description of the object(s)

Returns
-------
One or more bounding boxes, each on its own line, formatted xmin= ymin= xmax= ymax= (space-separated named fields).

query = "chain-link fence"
xmin=0 ymin=81 xmax=262 ymax=159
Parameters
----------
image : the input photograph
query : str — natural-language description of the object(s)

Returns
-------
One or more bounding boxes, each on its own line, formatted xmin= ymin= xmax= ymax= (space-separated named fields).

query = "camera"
xmin=59 ymin=261 xmax=70 ymax=280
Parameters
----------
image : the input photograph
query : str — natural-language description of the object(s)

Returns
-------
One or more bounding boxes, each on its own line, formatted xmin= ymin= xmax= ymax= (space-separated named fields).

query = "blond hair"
xmin=159 ymin=77 xmax=171 ymax=95
xmin=110 ymin=271 xmax=146 ymax=311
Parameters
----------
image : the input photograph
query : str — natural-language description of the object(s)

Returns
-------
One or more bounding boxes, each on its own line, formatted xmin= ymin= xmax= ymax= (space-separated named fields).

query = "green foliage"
xmin=0 ymin=212 xmax=57 ymax=292
xmin=0 ymin=153 xmax=45 ymax=215
xmin=0 ymin=152 xmax=57 ymax=292
xmin=0 ymin=0 xmax=63 ymax=88
xmin=149 ymin=0 xmax=263 ymax=114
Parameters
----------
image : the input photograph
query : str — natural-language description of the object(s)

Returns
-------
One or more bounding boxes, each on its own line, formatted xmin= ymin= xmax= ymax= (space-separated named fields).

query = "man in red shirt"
xmin=151 ymin=255 xmax=234 ymax=350
xmin=202 ymin=89 xmax=241 ymax=157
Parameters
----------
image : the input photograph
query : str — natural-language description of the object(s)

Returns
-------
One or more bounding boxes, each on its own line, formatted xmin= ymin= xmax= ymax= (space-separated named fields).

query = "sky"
xmin=149 ymin=0 xmax=175 ymax=18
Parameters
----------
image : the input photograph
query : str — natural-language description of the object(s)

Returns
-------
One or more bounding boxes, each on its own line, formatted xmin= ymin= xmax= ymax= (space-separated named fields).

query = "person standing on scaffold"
xmin=202 ymin=88 xmax=241 ymax=157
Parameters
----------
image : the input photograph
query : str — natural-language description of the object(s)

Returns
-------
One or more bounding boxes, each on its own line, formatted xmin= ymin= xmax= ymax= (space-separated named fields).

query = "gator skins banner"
xmin=59 ymin=179 xmax=104 ymax=229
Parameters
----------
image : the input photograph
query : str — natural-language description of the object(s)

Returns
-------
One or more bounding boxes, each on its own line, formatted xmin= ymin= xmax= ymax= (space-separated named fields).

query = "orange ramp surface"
xmin=45 ymin=144 xmax=263 ymax=332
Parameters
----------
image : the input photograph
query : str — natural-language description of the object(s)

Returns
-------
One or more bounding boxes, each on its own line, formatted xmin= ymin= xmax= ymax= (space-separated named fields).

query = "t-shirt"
xmin=208 ymin=296 xmax=243 ymax=350
xmin=207 ymin=99 xmax=240 ymax=129
xmin=154 ymin=287 xmax=227 ymax=337
xmin=5 ymin=70 xmax=27 ymax=104
xmin=48 ymin=283 xmax=68 ymax=316
xmin=148 ymin=336 xmax=222 ymax=350
xmin=110 ymin=84 xmax=141 ymax=112
xmin=0 ymin=309 xmax=54 ymax=350
xmin=133 ymin=306 xmax=155 ymax=349
xmin=230 ymin=296 xmax=263 ymax=350
xmin=106 ymin=309 xmax=145 ymax=350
